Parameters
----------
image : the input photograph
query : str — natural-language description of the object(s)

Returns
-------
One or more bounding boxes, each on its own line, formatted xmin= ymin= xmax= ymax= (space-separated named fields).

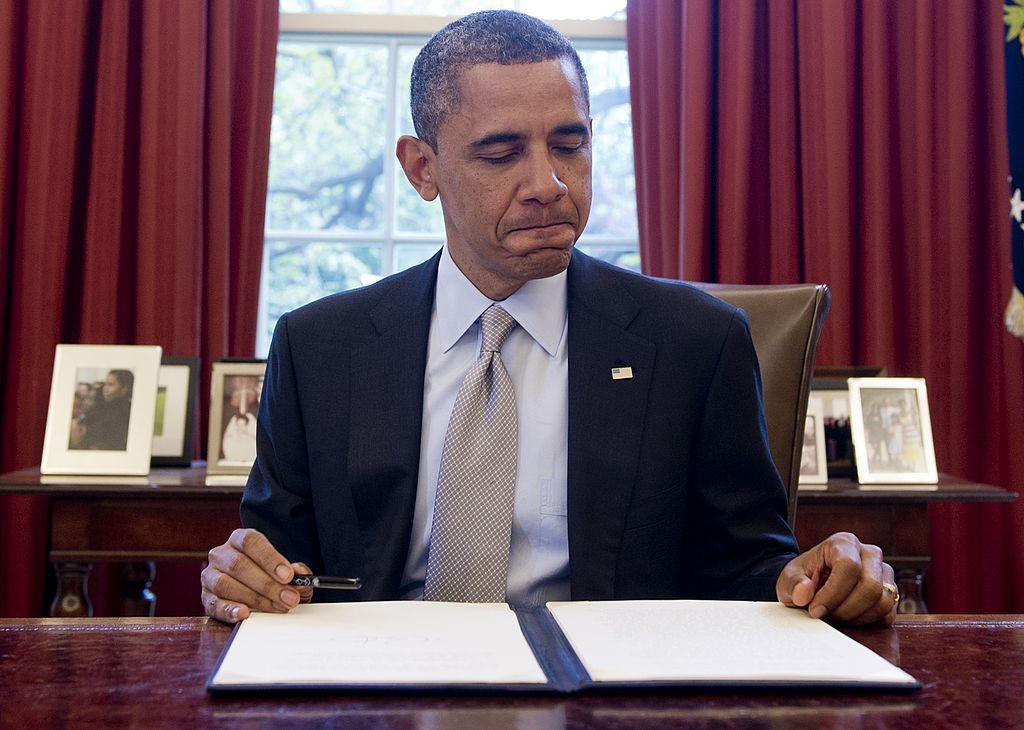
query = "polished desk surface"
xmin=0 ymin=615 xmax=1021 ymax=727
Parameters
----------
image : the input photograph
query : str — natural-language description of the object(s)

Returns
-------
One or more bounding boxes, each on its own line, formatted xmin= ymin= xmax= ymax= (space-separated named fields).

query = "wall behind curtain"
xmin=0 ymin=0 xmax=278 ymax=616
xmin=627 ymin=0 xmax=1024 ymax=612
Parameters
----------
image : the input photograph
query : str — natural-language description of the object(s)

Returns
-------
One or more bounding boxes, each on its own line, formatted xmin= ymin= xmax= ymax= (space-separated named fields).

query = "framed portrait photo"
xmin=41 ymin=344 xmax=163 ymax=475
xmin=151 ymin=357 xmax=199 ymax=468
xmin=848 ymin=377 xmax=938 ymax=484
xmin=206 ymin=360 xmax=266 ymax=475
xmin=798 ymin=396 xmax=829 ymax=487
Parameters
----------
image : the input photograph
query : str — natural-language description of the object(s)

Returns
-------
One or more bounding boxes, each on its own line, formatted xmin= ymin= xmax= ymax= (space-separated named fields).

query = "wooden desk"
xmin=0 ymin=615 xmax=1021 ymax=726
xmin=0 ymin=468 xmax=1014 ymax=617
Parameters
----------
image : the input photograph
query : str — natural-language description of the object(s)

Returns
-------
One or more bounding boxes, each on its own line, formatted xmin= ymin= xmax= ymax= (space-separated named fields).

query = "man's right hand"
xmin=201 ymin=528 xmax=313 ymax=624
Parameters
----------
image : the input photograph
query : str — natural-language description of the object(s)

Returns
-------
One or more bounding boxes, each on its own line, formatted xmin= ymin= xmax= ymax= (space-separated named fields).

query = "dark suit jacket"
xmin=241 ymin=250 xmax=799 ymax=603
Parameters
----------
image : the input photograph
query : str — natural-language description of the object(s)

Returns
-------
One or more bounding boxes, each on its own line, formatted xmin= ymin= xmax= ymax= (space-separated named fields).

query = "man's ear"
xmin=396 ymin=135 xmax=439 ymax=201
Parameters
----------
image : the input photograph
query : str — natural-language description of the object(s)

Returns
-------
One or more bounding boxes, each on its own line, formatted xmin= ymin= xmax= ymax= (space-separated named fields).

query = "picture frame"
xmin=206 ymin=360 xmax=266 ymax=475
xmin=809 ymin=368 xmax=884 ymax=478
xmin=847 ymin=377 xmax=938 ymax=484
xmin=808 ymin=383 xmax=854 ymax=478
xmin=41 ymin=344 xmax=163 ymax=476
xmin=151 ymin=356 xmax=199 ymax=468
xmin=798 ymin=396 xmax=829 ymax=487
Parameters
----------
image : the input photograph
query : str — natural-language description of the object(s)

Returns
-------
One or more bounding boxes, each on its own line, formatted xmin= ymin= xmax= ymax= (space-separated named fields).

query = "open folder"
xmin=206 ymin=600 xmax=920 ymax=693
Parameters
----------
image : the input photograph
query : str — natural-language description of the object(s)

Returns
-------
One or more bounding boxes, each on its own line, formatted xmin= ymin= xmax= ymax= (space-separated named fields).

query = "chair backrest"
xmin=691 ymin=283 xmax=831 ymax=528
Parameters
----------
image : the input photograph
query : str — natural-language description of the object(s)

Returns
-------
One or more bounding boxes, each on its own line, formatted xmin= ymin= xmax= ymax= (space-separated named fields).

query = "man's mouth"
xmin=511 ymin=222 xmax=573 ymax=232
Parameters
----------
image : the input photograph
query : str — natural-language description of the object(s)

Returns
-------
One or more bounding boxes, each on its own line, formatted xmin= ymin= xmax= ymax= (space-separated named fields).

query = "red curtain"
xmin=0 ymin=0 xmax=278 ymax=617
xmin=627 ymin=0 xmax=1024 ymax=612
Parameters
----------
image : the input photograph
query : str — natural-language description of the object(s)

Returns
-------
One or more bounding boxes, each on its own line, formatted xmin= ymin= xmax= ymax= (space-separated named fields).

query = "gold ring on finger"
xmin=882 ymin=582 xmax=900 ymax=604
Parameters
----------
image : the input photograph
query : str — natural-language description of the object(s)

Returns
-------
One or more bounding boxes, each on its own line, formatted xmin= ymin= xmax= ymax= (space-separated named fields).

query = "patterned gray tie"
xmin=423 ymin=304 xmax=519 ymax=603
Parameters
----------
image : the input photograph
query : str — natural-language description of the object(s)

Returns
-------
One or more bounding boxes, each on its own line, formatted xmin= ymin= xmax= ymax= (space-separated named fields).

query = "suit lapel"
xmin=566 ymin=253 xmax=656 ymax=599
xmin=347 ymin=254 xmax=439 ymax=597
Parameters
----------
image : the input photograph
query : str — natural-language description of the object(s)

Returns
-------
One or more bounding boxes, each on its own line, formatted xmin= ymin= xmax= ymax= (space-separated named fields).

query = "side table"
xmin=0 ymin=468 xmax=1016 ymax=616
xmin=0 ymin=466 xmax=241 ymax=617
xmin=795 ymin=475 xmax=1017 ymax=613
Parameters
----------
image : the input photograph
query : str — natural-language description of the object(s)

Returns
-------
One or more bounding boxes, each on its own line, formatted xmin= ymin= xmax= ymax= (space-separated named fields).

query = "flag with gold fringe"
xmin=1006 ymin=1 xmax=1024 ymax=338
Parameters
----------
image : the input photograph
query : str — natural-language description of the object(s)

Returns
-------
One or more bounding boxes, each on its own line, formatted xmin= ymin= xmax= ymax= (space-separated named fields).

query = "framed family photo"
xmin=151 ymin=357 xmax=199 ymax=468
xmin=41 ymin=344 xmax=163 ymax=475
xmin=206 ymin=360 xmax=266 ymax=476
xmin=848 ymin=377 xmax=938 ymax=484
xmin=798 ymin=396 xmax=829 ymax=487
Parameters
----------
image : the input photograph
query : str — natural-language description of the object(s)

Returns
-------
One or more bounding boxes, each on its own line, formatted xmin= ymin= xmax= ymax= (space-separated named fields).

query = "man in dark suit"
xmin=202 ymin=11 xmax=898 ymax=627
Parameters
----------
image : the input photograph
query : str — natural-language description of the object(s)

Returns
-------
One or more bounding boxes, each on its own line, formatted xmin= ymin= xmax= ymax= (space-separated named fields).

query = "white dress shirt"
xmin=399 ymin=245 xmax=570 ymax=607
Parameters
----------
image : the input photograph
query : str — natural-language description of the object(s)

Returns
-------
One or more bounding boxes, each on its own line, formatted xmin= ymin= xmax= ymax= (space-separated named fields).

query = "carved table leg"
xmin=121 ymin=562 xmax=157 ymax=617
xmin=51 ymin=562 xmax=93 ymax=617
xmin=895 ymin=565 xmax=928 ymax=614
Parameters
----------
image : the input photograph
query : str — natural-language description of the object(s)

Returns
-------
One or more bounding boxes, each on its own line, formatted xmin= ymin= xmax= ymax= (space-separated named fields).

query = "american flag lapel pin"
xmin=611 ymin=366 xmax=633 ymax=380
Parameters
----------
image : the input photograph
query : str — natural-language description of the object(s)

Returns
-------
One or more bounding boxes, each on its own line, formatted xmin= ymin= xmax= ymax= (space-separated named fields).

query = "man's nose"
xmin=519 ymin=151 xmax=568 ymax=204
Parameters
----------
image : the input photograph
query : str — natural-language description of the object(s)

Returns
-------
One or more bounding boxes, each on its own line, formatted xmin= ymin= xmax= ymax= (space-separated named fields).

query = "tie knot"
xmin=479 ymin=305 xmax=517 ymax=353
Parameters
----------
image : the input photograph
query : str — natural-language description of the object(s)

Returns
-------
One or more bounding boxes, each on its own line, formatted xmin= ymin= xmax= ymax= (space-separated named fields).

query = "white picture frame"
xmin=848 ymin=377 xmax=938 ymax=484
xmin=41 ymin=344 xmax=163 ymax=475
xmin=206 ymin=361 xmax=266 ymax=475
xmin=798 ymin=395 xmax=829 ymax=487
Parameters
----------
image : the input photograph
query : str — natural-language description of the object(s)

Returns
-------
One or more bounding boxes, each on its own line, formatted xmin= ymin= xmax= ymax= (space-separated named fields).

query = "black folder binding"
xmin=206 ymin=603 xmax=922 ymax=694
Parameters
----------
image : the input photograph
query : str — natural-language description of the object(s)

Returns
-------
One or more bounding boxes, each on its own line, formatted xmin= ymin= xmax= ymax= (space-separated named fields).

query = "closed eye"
xmin=480 ymin=152 xmax=519 ymax=164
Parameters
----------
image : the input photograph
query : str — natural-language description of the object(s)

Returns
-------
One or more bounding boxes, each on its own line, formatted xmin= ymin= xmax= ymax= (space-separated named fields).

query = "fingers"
xmin=847 ymin=564 xmax=899 ymax=627
xmin=805 ymin=534 xmax=865 ymax=619
xmin=201 ymin=564 xmax=294 ymax=614
xmin=791 ymin=533 xmax=897 ymax=626
xmin=207 ymin=544 xmax=300 ymax=609
xmin=776 ymin=560 xmax=818 ymax=607
xmin=202 ymin=589 xmax=251 ymax=624
xmin=828 ymin=543 xmax=885 ymax=622
xmin=228 ymin=528 xmax=295 ymax=584
xmin=202 ymin=528 xmax=302 ymax=620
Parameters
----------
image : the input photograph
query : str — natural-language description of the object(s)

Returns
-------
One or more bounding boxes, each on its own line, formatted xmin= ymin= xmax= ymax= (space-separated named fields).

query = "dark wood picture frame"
xmin=151 ymin=356 xmax=199 ymax=468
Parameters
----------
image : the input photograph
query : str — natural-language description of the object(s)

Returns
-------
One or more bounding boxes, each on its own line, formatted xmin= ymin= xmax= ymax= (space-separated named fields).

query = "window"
xmin=258 ymin=2 xmax=638 ymax=354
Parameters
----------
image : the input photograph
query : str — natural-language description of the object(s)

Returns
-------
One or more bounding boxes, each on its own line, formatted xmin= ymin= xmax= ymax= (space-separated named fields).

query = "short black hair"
xmin=108 ymin=369 xmax=134 ymax=394
xmin=410 ymin=10 xmax=590 ymax=151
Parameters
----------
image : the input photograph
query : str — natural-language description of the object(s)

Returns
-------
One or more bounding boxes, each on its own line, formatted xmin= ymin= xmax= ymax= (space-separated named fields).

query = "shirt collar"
xmin=434 ymin=245 xmax=567 ymax=357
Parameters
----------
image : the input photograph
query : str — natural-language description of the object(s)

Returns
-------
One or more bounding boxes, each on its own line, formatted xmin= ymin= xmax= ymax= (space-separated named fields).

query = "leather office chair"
xmin=692 ymin=283 xmax=831 ymax=529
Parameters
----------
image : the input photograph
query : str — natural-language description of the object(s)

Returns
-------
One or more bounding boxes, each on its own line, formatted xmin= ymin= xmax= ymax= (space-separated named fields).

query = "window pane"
xmin=280 ymin=0 xmax=511 ymax=13
xmin=389 ymin=0 xmax=513 ymax=13
xmin=394 ymin=242 xmax=443 ymax=272
xmin=578 ymin=47 xmax=636 ymax=239
xmin=261 ymin=241 xmax=383 ymax=345
xmin=577 ymin=244 xmax=640 ymax=272
xmin=267 ymin=42 xmax=388 ymax=233
xmin=394 ymin=44 xmax=446 ymax=235
xmin=517 ymin=0 xmax=625 ymax=20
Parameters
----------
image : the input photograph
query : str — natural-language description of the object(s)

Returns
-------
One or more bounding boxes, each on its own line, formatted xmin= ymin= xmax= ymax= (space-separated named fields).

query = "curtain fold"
xmin=0 ymin=0 xmax=278 ymax=617
xmin=627 ymin=0 xmax=1024 ymax=612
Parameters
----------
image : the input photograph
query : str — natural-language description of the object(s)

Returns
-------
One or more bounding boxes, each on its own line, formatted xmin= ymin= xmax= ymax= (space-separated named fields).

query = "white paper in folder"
xmin=210 ymin=601 xmax=547 ymax=687
xmin=547 ymin=600 xmax=917 ymax=686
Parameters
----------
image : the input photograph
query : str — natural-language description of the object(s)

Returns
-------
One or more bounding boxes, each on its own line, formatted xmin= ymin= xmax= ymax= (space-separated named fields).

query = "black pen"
xmin=289 ymin=575 xmax=362 ymax=590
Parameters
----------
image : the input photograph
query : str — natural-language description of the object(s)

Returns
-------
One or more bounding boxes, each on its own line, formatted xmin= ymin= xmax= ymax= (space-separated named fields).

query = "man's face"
xmin=428 ymin=58 xmax=592 ymax=299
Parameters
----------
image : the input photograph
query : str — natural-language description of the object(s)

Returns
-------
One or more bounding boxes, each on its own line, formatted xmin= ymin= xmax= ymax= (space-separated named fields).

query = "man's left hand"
xmin=776 ymin=532 xmax=898 ymax=626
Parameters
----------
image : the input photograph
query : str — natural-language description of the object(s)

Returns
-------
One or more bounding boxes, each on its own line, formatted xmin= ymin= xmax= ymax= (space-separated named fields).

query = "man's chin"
xmin=514 ymin=245 xmax=573 ymax=280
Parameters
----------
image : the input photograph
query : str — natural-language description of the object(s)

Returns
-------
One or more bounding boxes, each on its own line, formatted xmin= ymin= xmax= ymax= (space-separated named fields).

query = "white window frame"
xmin=259 ymin=12 xmax=632 ymax=354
